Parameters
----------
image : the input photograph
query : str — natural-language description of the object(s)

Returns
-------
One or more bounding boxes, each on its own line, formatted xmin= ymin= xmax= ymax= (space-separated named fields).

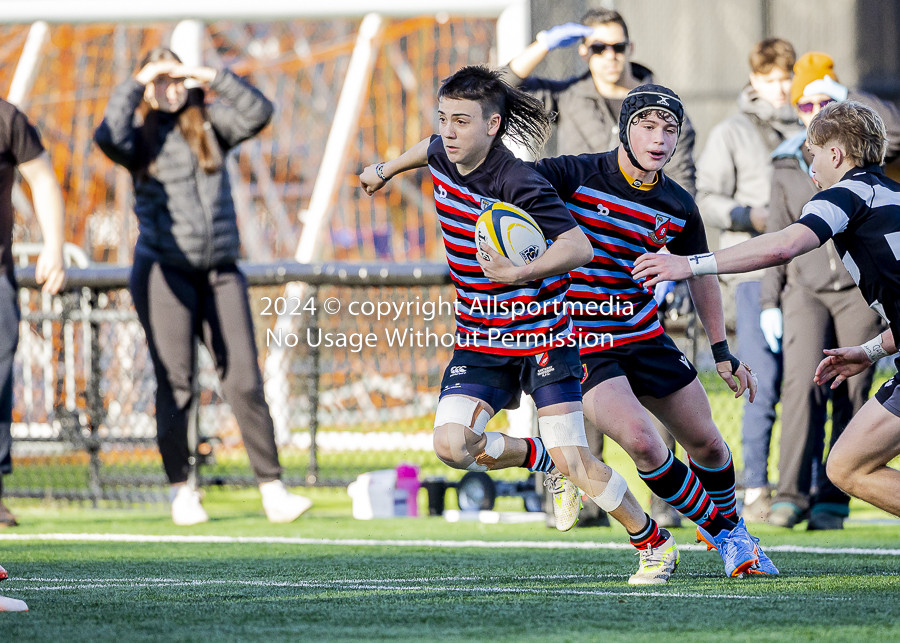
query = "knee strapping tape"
xmin=466 ymin=432 xmax=505 ymax=472
xmin=483 ymin=432 xmax=505 ymax=459
xmin=434 ymin=396 xmax=490 ymax=435
xmin=538 ymin=412 xmax=589 ymax=449
xmin=592 ymin=469 xmax=627 ymax=512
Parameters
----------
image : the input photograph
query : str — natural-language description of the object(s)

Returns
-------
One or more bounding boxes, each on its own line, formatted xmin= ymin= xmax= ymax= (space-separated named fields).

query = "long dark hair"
xmin=437 ymin=65 xmax=552 ymax=157
xmin=136 ymin=48 xmax=222 ymax=176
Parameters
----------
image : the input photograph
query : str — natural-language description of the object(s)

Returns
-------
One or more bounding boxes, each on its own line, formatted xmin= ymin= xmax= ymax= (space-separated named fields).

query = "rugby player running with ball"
xmin=360 ymin=66 xmax=681 ymax=585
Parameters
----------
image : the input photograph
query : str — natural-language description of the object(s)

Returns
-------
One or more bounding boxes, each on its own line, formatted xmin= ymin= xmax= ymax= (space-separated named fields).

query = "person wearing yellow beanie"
xmin=791 ymin=52 xmax=849 ymax=126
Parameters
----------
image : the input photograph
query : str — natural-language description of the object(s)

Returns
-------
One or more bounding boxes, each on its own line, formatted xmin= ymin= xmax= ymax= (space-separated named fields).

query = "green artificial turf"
xmin=1 ymin=488 xmax=899 ymax=642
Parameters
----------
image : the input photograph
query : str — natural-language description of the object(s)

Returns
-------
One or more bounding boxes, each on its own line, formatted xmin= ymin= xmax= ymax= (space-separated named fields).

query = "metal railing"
xmin=9 ymin=261 xmax=452 ymax=504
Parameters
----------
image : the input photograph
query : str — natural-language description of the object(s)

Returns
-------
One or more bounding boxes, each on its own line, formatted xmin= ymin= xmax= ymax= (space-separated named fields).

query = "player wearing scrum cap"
xmin=633 ymin=99 xmax=900 ymax=520
xmin=360 ymin=66 xmax=682 ymax=585
xmin=531 ymin=84 xmax=778 ymax=578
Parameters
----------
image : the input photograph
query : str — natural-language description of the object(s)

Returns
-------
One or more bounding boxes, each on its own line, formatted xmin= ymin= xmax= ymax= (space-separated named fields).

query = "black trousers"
xmin=0 ymin=275 xmax=19 ymax=476
xmin=130 ymin=256 xmax=282 ymax=484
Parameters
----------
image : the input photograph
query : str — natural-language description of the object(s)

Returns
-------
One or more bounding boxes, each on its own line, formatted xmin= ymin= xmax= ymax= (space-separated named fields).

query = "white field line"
xmin=1 ymin=533 xmax=900 ymax=556
xmin=2 ymin=575 xmax=825 ymax=601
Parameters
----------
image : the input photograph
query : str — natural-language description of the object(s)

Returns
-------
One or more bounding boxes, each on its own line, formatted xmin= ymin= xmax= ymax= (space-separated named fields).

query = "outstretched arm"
xmin=687 ymin=274 xmax=756 ymax=401
xmin=631 ymin=223 xmax=821 ymax=288
xmin=478 ymin=226 xmax=592 ymax=285
xmin=359 ymin=137 xmax=431 ymax=195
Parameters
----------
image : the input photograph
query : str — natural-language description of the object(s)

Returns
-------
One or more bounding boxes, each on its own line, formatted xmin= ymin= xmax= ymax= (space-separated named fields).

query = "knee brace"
xmin=591 ymin=468 xmax=627 ymax=512
xmin=538 ymin=412 xmax=589 ymax=449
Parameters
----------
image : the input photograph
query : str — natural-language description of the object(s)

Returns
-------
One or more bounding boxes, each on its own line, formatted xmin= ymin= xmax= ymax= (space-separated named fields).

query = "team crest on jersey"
xmin=650 ymin=214 xmax=670 ymax=244
xmin=535 ymin=352 xmax=549 ymax=367
xmin=480 ymin=197 xmax=497 ymax=210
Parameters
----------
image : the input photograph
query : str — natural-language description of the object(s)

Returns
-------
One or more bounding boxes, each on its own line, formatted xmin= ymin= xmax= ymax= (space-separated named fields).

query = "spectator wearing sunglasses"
xmin=500 ymin=8 xmax=696 ymax=196
xmin=758 ymin=52 xmax=900 ymax=530
xmin=501 ymin=8 xmax=694 ymax=530
xmin=694 ymin=39 xmax=803 ymax=526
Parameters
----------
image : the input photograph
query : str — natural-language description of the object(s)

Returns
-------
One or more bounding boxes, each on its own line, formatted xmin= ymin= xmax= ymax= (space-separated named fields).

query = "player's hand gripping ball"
xmin=475 ymin=202 xmax=547 ymax=267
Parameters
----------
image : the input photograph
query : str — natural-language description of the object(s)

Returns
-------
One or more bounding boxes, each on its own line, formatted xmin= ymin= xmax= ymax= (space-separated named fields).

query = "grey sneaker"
xmin=741 ymin=487 xmax=772 ymax=523
xmin=768 ymin=503 xmax=801 ymax=529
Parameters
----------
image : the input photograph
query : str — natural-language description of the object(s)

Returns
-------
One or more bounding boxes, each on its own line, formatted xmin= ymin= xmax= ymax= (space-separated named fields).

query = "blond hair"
xmin=808 ymin=100 xmax=888 ymax=166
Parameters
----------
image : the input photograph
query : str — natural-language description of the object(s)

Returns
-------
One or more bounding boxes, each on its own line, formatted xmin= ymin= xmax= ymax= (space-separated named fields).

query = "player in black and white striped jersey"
xmin=633 ymin=100 xmax=900 ymax=517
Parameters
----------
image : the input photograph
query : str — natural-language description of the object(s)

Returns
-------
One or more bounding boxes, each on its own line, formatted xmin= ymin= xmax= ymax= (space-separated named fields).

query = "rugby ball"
xmin=475 ymin=202 xmax=547 ymax=267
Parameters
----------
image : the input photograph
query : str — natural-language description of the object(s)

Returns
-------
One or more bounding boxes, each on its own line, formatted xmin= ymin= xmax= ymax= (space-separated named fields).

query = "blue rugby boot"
xmin=697 ymin=518 xmax=758 ymax=577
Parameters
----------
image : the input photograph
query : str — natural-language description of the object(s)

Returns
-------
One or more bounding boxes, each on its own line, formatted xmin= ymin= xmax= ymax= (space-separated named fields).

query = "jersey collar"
xmin=618 ymin=160 xmax=658 ymax=191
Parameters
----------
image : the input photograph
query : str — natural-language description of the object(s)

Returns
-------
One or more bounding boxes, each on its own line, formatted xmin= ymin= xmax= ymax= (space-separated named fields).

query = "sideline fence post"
xmin=85 ymin=287 xmax=103 ymax=507
xmin=307 ymin=285 xmax=319 ymax=485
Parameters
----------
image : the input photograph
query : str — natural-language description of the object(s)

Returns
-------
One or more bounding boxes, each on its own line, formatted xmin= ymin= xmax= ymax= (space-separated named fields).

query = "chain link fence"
xmin=6 ymin=260 xmax=763 ymax=506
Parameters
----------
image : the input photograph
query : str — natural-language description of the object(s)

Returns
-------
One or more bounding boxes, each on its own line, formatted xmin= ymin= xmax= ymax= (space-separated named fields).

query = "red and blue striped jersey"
xmin=427 ymin=135 xmax=579 ymax=355
xmin=534 ymin=150 xmax=709 ymax=353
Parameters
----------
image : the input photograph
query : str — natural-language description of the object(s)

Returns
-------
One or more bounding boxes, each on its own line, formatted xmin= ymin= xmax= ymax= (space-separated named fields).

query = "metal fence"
xmin=8 ymin=260 xmax=759 ymax=507
xmin=8 ymin=261 xmax=458 ymax=504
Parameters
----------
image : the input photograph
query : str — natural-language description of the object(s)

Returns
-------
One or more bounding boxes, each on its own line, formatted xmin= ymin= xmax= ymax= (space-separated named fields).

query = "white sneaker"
xmin=544 ymin=469 xmax=581 ymax=531
xmin=170 ymin=484 xmax=209 ymax=526
xmin=0 ymin=595 xmax=28 ymax=612
xmin=628 ymin=529 xmax=679 ymax=585
xmin=260 ymin=480 xmax=313 ymax=523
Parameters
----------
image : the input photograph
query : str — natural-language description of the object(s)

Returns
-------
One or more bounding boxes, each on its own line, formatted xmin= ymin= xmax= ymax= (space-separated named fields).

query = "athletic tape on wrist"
xmin=592 ymin=469 xmax=627 ymax=512
xmin=711 ymin=340 xmax=741 ymax=374
xmin=688 ymin=252 xmax=718 ymax=276
xmin=434 ymin=396 xmax=490 ymax=436
xmin=861 ymin=335 xmax=889 ymax=363
xmin=538 ymin=412 xmax=589 ymax=449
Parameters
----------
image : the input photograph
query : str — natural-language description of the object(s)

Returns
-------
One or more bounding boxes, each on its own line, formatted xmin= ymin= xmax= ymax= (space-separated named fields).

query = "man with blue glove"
xmin=758 ymin=52 xmax=897 ymax=529
xmin=695 ymin=39 xmax=802 ymax=523
xmin=501 ymin=7 xmax=696 ymax=529
xmin=500 ymin=8 xmax=696 ymax=195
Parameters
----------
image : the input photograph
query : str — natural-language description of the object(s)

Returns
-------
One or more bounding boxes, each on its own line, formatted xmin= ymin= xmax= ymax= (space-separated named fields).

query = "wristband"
xmin=375 ymin=162 xmax=389 ymax=181
xmin=687 ymin=252 xmax=718 ymax=276
xmin=861 ymin=335 xmax=889 ymax=363
xmin=711 ymin=340 xmax=741 ymax=374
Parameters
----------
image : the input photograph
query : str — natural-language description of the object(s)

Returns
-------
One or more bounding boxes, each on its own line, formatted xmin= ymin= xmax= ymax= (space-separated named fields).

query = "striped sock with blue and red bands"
xmin=522 ymin=437 xmax=554 ymax=473
xmin=689 ymin=446 xmax=739 ymax=522
xmin=628 ymin=513 xmax=668 ymax=550
xmin=638 ymin=449 xmax=736 ymax=537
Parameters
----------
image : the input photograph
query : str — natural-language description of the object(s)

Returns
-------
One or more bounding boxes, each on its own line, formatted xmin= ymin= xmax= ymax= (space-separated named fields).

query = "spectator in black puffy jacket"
xmin=95 ymin=48 xmax=311 ymax=526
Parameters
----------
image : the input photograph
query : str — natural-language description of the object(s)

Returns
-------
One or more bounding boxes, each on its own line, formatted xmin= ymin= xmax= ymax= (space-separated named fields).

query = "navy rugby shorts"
xmin=439 ymin=344 xmax=583 ymax=410
xmin=580 ymin=332 xmax=697 ymax=398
